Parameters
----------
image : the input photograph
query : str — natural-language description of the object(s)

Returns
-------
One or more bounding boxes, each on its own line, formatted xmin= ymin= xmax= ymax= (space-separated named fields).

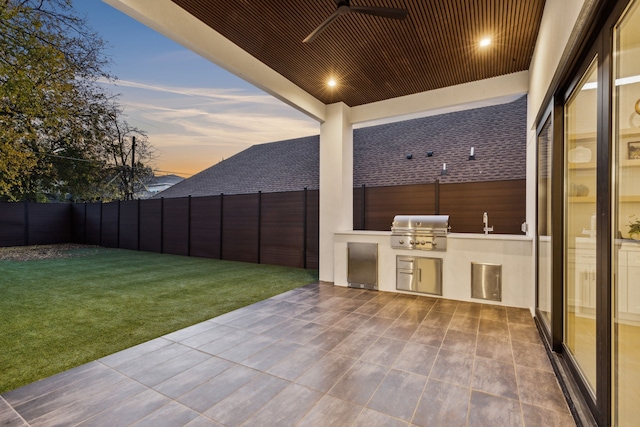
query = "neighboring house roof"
xmin=156 ymin=137 xmax=321 ymax=198
xmin=138 ymin=174 xmax=184 ymax=199
xmin=155 ymin=95 xmax=526 ymax=198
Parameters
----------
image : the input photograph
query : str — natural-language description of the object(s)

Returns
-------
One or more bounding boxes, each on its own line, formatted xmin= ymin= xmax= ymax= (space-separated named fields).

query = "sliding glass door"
xmin=612 ymin=1 xmax=640 ymax=424
xmin=535 ymin=1 xmax=640 ymax=425
xmin=564 ymin=58 xmax=599 ymax=393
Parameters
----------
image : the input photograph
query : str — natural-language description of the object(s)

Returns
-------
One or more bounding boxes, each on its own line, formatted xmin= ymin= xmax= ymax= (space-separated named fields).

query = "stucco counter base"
xmin=334 ymin=231 xmax=533 ymax=309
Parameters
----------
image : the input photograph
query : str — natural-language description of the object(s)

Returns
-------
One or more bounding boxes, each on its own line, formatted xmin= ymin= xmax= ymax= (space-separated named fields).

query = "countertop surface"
xmin=448 ymin=233 xmax=532 ymax=241
xmin=335 ymin=230 xmax=532 ymax=241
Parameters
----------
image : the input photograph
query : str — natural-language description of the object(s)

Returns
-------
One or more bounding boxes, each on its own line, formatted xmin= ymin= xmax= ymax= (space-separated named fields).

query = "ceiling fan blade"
xmin=350 ymin=6 xmax=408 ymax=20
xmin=303 ymin=10 xmax=341 ymax=43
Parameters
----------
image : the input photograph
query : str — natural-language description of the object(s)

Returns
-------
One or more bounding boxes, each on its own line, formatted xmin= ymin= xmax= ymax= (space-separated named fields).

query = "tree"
xmin=102 ymin=110 xmax=154 ymax=201
xmin=0 ymin=0 xmax=154 ymax=202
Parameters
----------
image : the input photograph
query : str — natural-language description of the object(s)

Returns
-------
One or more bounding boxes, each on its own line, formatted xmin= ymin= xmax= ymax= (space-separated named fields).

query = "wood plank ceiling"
xmin=171 ymin=0 xmax=546 ymax=107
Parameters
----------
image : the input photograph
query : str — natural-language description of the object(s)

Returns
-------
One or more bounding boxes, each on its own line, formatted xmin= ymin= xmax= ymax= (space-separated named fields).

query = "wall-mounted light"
xmin=427 ymin=151 xmax=434 ymax=157
xmin=441 ymin=163 xmax=447 ymax=175
xmin=469 ymin=147 xmax=475 ymax=160
xmin=406 ymin=154 xmax=413 ymax=159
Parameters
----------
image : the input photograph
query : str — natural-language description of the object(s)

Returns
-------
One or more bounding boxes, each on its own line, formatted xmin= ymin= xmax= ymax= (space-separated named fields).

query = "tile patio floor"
xmin=0 ymin=282 xmax=575 ymax=427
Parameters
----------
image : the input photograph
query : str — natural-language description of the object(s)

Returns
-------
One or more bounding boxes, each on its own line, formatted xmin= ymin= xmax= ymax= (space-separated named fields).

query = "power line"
xmin=42 ymin=152 xmax=99 ymax=163
xmin=41 ymin=152 xmax=194 ymax=177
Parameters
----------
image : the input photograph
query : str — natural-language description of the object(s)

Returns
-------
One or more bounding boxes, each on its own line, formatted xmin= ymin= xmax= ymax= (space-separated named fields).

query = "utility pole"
xmin=130 ymin=136 xmax=136 ymax=200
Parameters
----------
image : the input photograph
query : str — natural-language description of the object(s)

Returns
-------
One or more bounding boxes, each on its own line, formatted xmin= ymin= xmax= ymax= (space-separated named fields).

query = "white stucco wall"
xmin=527 ymin=0 xmax=588 ymax=221
xmin=528 ymin=0 xmax=587 ymax=126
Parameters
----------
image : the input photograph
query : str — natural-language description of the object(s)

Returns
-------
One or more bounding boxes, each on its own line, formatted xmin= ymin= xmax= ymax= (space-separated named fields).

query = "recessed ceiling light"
xmin=328 ymin=78 xmax=337 ymax=87
xmin=480 ymin=38 xmax=491 ymax=47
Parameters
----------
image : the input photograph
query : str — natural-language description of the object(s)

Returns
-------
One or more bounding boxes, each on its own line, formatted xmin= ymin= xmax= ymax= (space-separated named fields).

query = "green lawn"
xmin=0 ymin=247 xmax=318 ymax=393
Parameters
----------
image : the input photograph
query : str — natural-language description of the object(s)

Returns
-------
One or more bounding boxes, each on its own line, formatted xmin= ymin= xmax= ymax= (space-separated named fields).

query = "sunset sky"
xmin=74 ymin=0 xmax=319 ymax=177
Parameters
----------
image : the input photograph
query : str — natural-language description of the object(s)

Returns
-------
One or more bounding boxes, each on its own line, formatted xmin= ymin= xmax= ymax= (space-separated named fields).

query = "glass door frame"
xmin=535 ymin=101 xmax=565 ymax=353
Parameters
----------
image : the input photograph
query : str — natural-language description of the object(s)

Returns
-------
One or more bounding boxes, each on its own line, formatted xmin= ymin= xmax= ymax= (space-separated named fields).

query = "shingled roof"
xmin=155 ymin=95 xmax=526 ymax=198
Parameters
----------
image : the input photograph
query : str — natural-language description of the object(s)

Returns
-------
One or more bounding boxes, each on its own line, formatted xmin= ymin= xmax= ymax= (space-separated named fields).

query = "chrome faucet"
xmin=483 ymin=212 xmax=493 ymax=235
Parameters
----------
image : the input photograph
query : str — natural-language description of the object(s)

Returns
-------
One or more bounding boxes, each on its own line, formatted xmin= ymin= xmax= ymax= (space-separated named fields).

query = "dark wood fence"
xmin=64 ymin=190 xmax=320 ymax=269
xmin=0 ymin=179 xmax=526 ymax=268
xmin=355 ymin=179 xmax=526 ymax=234
xmin=439 ymin=180 xmax=526 ymax=234
xmin=0 ymin=201 xmax=70 ymax=247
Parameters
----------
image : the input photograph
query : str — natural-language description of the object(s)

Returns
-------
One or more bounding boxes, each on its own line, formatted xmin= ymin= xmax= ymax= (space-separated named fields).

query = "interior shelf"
xmin=568 ymin=161 xmax=640 ymax=169
xmin=569 ymin=197 xmax=596 ymax=203
xmin=568 ymin=162 xmax=596 ymax=170
xmin=569 ymin=196 xmax=640 ymax=203
xmin=620 ymin=160 xmax=640 ymax=167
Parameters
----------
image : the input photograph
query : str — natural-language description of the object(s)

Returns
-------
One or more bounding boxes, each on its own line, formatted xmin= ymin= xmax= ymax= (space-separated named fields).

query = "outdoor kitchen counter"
xmin=334 ymin=231 xmax=534 ymax=309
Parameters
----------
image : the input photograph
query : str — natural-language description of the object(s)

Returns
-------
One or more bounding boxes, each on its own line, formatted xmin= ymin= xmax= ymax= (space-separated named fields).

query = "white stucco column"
xmin=319 ymin=102 xmax=353 ymax=282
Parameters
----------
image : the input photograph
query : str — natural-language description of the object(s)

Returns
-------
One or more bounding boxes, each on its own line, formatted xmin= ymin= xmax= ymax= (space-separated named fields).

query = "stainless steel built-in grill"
xmin=390 ymin=215 xmax=449 ymax=251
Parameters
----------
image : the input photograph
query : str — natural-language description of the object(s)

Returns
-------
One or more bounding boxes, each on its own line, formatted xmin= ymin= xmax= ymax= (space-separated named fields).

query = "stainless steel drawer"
xmin=397 ymin=257 xmax=414 ymax=270
xmin=397 ymin=269 xmax=414 ymax=291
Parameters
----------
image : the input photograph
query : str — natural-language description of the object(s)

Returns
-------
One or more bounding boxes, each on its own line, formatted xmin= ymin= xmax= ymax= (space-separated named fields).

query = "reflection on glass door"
xmin=538 ymin=117 xmax=553 ymax=328
xmin=612 ymin=1 xmax=640 ymax=424
xmin=564 ymin=58 xmax=598 ymax=392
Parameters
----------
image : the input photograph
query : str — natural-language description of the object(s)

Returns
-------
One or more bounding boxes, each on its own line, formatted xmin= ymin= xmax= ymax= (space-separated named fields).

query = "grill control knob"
xmin=399 ymin=240 xmax=404 ymax=245
xmin=410 ymin=240 xmax=414 ymax=245
xmin=420 ymin=241 xmax=425 ymax=245
xmin=432 ymin=241 xmax=437 ymax=247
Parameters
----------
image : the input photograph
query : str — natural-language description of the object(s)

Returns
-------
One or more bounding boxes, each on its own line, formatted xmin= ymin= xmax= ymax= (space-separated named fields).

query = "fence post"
xmin=435 ymin=179 xmax=440 ymax=215
xmin=137 ymin=199 xmax=141 ymax=251
xmin=99 ymin=201 xmax=103 ymax=246
xmin=187 ymin=195 xmax=192 ymax=257
xmin=117 ymin=200 xmax=121 ymax=248
xmin=303 ymin=188 xmax=308 ymax=269
xmin=23 ymin=200 xmax=29 ymax=246
xmin=68 ymin=203 xmax=73 ymax=244
xmin=257 ymin=191 xmax=261 ymax=264
xmin=362 ymin=183 xmax=366 ymax=230
xmin=84 ymin=203 xmax=87 ymax=244
xmin=160 ymin=197 xmax=164 ymax=254
xmin=219 ymin=193 xmax=224 ymax=260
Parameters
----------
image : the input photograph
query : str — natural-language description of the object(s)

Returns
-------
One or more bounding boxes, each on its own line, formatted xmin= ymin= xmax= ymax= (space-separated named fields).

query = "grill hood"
xmin=391 ymin=215 xmax=449 ymax=234
xmin=390 ymin=215 xmax=449 ymax=251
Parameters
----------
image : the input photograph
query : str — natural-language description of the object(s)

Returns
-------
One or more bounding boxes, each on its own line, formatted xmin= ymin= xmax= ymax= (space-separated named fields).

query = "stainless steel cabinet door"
xmin=347 ymin=243 xmax=378 ymax=289
xmin=415 ymin=257 xmax=442 ymax=295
